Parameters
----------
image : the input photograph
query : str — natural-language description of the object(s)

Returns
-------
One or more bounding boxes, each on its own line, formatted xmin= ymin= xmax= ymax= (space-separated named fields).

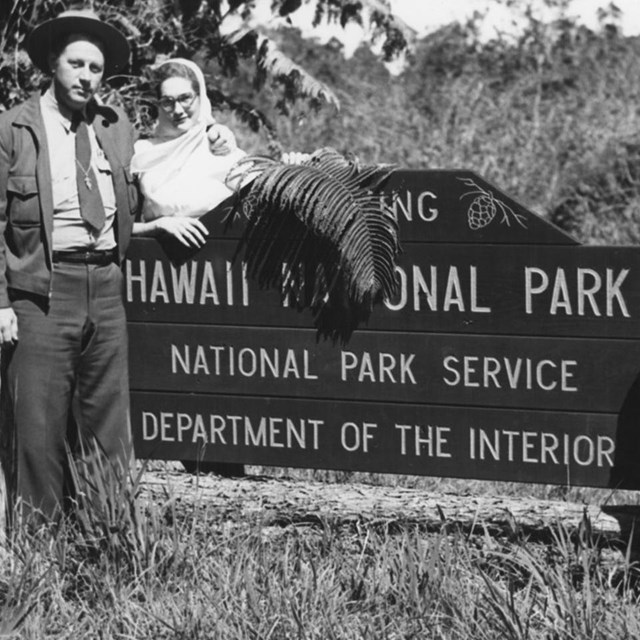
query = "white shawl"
xmin=131 ymin=58 xmax=245 ymax=220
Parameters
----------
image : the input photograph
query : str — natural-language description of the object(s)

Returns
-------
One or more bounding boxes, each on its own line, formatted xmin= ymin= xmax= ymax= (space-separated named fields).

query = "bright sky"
xmin=249 ymin=0 xmax=640 ymax=55
xmin=389 ymin=0 xmax=640 ymax=38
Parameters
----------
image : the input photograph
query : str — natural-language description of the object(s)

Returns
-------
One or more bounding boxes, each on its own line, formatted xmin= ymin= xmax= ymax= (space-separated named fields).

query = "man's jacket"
xmin=0 ymin=92 xmax=139 ymax=306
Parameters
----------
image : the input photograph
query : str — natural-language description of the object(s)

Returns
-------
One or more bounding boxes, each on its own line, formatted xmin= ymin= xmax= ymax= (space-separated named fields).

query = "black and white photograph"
xmin=1 ymin=0 xmax=640 ymax=636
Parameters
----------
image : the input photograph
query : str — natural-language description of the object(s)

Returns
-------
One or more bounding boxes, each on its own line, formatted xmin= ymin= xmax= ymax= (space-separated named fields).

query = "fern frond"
xmin=227 ymin=148 xmax=400 ymax=342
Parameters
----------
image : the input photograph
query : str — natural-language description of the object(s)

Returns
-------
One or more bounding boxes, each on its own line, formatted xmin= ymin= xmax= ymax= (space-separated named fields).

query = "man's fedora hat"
xmin=26 ymin=8 xmax=130 ymax=77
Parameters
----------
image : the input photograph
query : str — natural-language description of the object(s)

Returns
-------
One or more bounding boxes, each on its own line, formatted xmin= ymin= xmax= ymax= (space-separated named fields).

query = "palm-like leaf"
xmin=227 ymin=148 xmax=400 ymax=342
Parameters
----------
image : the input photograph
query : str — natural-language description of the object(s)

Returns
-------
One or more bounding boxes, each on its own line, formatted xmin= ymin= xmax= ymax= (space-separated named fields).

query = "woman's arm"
xmin=132 ymin=216 xmax=209 ymax=248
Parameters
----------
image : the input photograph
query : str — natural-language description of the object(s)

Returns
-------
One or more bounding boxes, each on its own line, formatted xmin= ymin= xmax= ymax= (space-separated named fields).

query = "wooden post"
xmin=601 ymin=506 xmax=640 ymax=561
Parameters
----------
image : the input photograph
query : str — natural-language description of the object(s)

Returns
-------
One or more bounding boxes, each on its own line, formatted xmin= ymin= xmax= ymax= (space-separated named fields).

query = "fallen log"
xmin=140 ymin=469 xmax=626 ymax=545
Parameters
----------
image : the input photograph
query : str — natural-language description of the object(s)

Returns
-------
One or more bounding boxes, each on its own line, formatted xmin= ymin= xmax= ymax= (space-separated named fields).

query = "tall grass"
xmin=1 ymin=460 xmax=639 ymax=639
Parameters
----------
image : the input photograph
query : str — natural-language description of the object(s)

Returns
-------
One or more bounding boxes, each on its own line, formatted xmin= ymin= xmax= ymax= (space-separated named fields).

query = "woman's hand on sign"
xmin=207 ymin=124 xmax=237 ymax=155
xmin=153 ymin=216 xmax=209 ymax=247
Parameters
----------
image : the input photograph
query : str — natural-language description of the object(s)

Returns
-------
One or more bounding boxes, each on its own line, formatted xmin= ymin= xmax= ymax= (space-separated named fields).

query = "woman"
xmin=131 ymin=58 xmax=246 ymax=248
xmin=131 ymin=59 xmax=251 ymax=477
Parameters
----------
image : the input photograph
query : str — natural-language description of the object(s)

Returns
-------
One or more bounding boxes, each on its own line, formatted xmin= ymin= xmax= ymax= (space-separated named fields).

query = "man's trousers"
xmin=0 ymin=260 xmax=132 ymax=521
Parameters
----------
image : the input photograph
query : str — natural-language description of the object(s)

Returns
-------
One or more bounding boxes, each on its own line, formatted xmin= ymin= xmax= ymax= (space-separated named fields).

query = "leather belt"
xmin=52 ymin=249 xmax=117 ymax=266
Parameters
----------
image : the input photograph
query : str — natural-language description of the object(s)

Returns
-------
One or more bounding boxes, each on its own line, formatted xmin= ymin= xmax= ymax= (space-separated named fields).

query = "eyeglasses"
xmin=158 ymin=92 xmax=197 ymax=112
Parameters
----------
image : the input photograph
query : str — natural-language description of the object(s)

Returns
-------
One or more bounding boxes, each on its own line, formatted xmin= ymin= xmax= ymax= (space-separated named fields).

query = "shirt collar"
xmin=41 ymin=87 xmax=75 ymax=133
xmin=40 ymin=87 xmax=97 ymax=133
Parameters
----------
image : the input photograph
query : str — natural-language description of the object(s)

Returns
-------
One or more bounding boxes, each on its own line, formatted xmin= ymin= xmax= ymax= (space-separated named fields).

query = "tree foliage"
xmin=257 ymin=2 xmax=640 ymax=247
xmin=0 ymin=0 xmax=408 ymax=140
xmin=1 ymin=0 xmax=638 ymax=248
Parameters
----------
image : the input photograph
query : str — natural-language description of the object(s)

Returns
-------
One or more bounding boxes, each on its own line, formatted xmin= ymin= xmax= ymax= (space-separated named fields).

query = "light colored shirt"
xmin=40 ymin=87 xmax=116 ymax=251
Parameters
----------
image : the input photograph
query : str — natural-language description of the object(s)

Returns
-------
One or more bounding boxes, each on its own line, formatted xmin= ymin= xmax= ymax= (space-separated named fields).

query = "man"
xmin=0 ymin=9 xmax=138 ymax=521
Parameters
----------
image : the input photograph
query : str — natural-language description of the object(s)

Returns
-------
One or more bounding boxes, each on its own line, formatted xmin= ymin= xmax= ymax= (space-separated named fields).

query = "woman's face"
xmin=157 ymin=76 xmax=200 ymax=136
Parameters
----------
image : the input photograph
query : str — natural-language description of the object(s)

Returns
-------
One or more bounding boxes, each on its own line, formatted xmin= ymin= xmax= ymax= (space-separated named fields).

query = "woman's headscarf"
xmin=131 ymin=57 xmax=245 ymax=219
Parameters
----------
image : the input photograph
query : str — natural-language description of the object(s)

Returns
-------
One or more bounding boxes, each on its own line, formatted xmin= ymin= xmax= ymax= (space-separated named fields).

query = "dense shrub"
xmin=0 ymin=1 xmax=637 ymax=241
xmin=243 ymin=13 xmax=640 ymax=246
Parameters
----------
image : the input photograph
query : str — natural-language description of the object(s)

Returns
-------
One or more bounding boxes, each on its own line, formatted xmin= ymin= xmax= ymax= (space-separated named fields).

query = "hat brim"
xmin=26 ymin=15 xmax=130 ymax=77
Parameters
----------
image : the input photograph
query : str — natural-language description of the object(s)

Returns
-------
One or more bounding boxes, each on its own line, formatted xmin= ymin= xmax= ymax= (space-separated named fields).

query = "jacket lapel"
xmin=92 ymin=105 xmax=122 ymax=170
xmin=92 ymin=103 xmax=131 ymax=256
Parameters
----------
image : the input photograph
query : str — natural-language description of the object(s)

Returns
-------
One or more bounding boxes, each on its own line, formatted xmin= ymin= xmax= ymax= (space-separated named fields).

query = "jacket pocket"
xmin=7 ymin=175 xmax=40 ymax=226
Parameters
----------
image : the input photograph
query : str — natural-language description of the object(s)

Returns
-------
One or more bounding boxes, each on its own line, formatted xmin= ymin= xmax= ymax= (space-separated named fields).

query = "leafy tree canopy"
xmin=0 ymin=0 xmax=410 ymax=144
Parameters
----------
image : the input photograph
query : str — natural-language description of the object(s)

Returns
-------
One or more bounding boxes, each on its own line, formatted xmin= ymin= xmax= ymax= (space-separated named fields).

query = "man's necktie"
xmin=74 ymin=115 xmax=106 ymax=231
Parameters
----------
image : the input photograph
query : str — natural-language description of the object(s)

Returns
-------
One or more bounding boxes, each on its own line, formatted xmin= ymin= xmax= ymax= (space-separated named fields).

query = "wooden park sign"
xmin=124 ymin=170 xmax=640 ymax=489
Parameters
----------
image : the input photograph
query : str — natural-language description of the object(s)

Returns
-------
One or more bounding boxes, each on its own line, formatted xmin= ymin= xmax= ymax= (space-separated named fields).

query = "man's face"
xmin=49 ymin=34 xmax=105 ymax=112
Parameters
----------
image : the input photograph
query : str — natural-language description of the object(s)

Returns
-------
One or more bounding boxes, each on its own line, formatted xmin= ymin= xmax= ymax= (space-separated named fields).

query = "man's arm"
xmin=0 ymin=119 xmax=18 ymax=344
